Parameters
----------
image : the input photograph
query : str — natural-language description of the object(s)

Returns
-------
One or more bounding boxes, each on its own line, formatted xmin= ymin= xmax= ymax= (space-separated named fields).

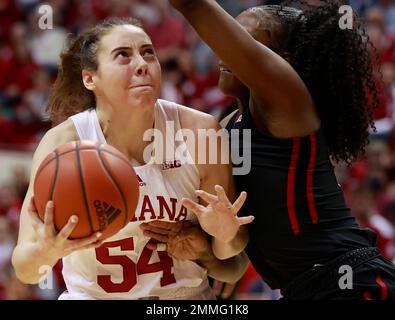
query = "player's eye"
xmin=143 ymin=49 xmax=155 ymax=56
xmin=115 ymin=51 xmax=130 ymax=59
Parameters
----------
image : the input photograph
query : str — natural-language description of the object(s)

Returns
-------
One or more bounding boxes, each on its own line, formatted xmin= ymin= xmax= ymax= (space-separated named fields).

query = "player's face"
xmin=91 ymin=25 xmax=161 ymax=109
xmin=218 ymin=10 xmax=273 ymax=99
xmin=217 ymin=57 xmax=248 ymax=98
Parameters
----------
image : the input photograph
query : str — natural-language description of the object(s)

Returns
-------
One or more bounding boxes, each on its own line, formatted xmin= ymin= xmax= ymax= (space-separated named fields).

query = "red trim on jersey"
xmin=376 ymin=275 xmax=388 ymax=300
xmin=307 ymin=132 xmax=318 ymax=224
xmin=287 ymin=138 xmax=300 ymax=236
xmin=363 ymin=291 xmax=371 ymax=300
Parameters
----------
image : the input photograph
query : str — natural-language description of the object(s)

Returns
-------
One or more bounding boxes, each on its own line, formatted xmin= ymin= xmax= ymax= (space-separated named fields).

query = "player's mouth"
xmin=129 ymin=84 xmax=153 ymax=89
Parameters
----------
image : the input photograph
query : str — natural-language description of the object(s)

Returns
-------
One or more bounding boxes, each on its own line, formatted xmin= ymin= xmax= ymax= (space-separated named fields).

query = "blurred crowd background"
xmin=1 ymin=0 xmax=395 ymax=300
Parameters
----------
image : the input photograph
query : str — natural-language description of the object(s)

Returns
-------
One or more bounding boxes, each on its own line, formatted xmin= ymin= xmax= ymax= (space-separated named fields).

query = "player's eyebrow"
xmin=110 ymin=44 xmax=153 ymax=54
xmin=111 ymin=46 xmax=131 ymax=54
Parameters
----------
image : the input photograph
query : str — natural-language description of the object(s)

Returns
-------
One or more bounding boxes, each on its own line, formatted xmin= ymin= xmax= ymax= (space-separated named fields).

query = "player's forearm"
xmin=212 ymin=225 xmax=249 ymax=260
xmin=198 ymin=250 xmax=249 ymax=284
xmin=170 ymin=0 xmax=223 ymax=37
xmin=12 ymin=242 xmax=59 ymax=284
xmin=169 ymin=0 xmax=206 ymax=12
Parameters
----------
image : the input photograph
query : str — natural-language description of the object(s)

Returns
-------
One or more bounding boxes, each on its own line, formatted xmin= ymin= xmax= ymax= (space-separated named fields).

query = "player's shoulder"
xmin=168 ymin=100 xmax=221 ymax=132
xmin=29 ymin=119 xmax=79 ymax=177
xmin=42 ymin=119 xmax=78 ymax=147
xmin=33 ymin=119 xmax=78 ymax=160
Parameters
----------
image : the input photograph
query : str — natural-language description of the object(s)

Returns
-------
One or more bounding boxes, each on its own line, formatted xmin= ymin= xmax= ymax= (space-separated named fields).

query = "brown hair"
xmin=48 ymin=17 xmax=143 ymax=126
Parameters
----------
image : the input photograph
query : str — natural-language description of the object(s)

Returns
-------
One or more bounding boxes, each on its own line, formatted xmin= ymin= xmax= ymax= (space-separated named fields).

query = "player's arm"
xmin=197 ymin=155 xmax=251 ymax=260
xmin=168 ymin=0 xmax=318 ymax=137
xmin=179 ymin=106 xmax=253 ymax=259
xmin=12 ymin=120 xmax=102 ymax=284
xmin=142 ymin=220 xmax=249 ymax=283
xmin=198 ymin=249 xmax=249 ymax=284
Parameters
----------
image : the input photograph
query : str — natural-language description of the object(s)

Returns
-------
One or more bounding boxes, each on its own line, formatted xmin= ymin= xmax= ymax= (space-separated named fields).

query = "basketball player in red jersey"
xmin=11 ymin=18 xmax=253 ymax=299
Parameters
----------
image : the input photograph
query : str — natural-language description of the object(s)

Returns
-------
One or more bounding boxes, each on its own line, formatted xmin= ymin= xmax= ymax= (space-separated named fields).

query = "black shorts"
xmin=281 ymin=247 xmax=395 ymax=300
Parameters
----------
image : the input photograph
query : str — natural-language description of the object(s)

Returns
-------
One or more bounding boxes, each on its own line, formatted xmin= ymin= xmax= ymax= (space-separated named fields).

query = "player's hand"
xmin=212 ymin=280 xmax=237 ymax=300
xmin=182 ymin=185 xmax=254 ymax=243
xmin=28 ymin=197 xmax=103 ymax=260
xmin=140 ymin=220 xmax=210 ymax=261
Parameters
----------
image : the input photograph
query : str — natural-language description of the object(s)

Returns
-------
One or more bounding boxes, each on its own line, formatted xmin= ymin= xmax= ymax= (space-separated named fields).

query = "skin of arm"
xmin=198 ymin=248 xmax=249 ymax=284
xmin=12 ymin=120 xmax=101 ymax=284
xmin=178 ymin=105 xmax=251 ymax=259
xmin=169 ymin=0 xmax=319 ymax=137
xmin=141 ymin=219 xmax=249 ymax=283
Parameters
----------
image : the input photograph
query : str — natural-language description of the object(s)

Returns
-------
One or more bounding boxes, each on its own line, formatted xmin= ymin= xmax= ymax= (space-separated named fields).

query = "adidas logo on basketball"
xmin=93 ymin=200 xmax=122 ymax=231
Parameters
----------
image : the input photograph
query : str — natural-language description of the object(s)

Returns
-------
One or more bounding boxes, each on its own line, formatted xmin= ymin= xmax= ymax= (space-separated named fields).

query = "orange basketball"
xmin=33 ymin=140 xmax=139 ymax=240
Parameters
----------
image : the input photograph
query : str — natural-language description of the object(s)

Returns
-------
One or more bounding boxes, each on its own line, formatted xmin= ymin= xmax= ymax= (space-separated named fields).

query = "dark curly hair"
xmin=247 ymin=0 xmax=379 ymax=165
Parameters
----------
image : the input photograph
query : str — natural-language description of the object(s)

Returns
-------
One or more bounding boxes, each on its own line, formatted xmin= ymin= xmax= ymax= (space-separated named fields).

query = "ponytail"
xmin=48 ymin=34 xmax=95 ymax=125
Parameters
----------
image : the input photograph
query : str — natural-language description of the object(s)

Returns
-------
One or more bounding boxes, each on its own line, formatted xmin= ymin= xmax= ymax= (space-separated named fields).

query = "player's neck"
xmin=95 ymin=102 xmax=155 ymax=164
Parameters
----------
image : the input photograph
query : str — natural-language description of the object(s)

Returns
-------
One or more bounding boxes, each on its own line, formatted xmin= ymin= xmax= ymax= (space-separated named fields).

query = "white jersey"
xmin=59 ymin=99 xmax=214 ymax=300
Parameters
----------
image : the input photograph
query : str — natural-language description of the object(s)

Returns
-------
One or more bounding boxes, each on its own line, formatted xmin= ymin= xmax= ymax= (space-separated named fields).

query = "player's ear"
xmin=82 ymin=69 xmax=96 ymax=91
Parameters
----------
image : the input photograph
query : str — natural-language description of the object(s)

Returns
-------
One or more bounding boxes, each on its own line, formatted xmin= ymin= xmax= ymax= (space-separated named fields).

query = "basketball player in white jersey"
xmin=12 ymin=18 xmax=253 ymax=299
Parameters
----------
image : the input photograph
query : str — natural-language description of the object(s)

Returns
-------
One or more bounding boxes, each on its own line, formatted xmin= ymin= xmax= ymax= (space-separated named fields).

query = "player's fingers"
xmin=237 ymin=215 xmax=255 ymax=226
xmin=68 ymin=231 xmax=102 ymax=250
xmin=189 ymin=226 xmax=208 ymax=242
xmin=43 ymin=201 xmax=55 ymax=236
xmin=222 ymin=283 xmax=236 ymax=299
xmin=212 ymin=280 xmax=224 ymax=296
xmin=143 ymin=230 xmax=168 ymax=243
xmin=28 ymin=197 xmax=42 ymax=229
xmin=181 ymin=242 xmax=199 ymax=261
xmin=29 ymin=196 xmax=38 ymax=212
xmin=211 ymin=200 xmax=231 ymax=213
xmin=80 ymin=239 xmax=104 ymax=251
xmin=140 ymin=224 xmax=172 ymax=236
xmin=156 ymin=243 xmax=168 ymax=251
xmin=181 ymin=198 xmax=205 ymax=217
xmin=57 ymin=215 xmax=79 ymax=241
xmin=167 ymin=236 xmax=177 ymax=249
xmin=143 ymin=220 xmax=173 ymax=229
xmin=146 ymin=242 xmax=158 ymax=250
xmin=195 ymin=190 xmax=218 ymax=205
xmin=143 ymin=220 xmax=181 ymax=232
xmin=232 ymin=191 xmax=247 ymax=215
xmin=180 ymin=220 xmax=194 ymax=228
xmin=215 ymin=185 xmax=231 ymax=206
